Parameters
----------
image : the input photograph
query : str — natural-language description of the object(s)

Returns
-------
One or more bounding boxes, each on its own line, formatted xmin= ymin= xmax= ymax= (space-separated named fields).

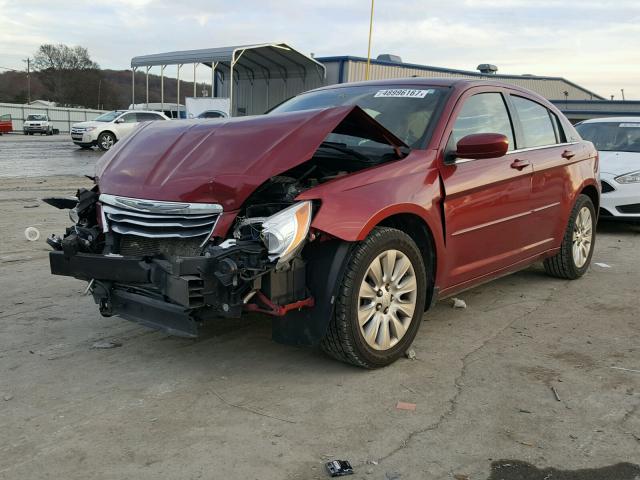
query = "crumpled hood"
xmin=95 ymin=106 xmax=406 ymax=211
xmin=598 ymin=150 xmax=640 ymax=175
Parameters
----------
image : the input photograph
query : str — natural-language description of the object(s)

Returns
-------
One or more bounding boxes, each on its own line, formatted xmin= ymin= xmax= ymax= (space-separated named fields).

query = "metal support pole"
xmin=160 ymin=65 xmax=165 ymax=111
xmin=176 ymin=64 xmax=182 ymax=118
xmin=131 ymin=67 xmax=137 ymax=108
xmin=193 ymin=63 xmax=197 ymax=97
xmin=229 ymin=61 xmax=234 ymax=117
xmin=211 ymin=62 xmax=217 ymax=97
xmin=145 ymin=66 xmax=151 ymax=109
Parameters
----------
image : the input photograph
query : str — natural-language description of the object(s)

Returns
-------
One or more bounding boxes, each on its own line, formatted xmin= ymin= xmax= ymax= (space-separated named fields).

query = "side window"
xmin=136 ymin=112 xmax=165 ymax=122
xmin=450 ymin=93 xmax=515 ymax=151
xmin=119 ymin=113 xmax=137 ymax=123
xmin=511 ymin=96 xmax=557 ymax=148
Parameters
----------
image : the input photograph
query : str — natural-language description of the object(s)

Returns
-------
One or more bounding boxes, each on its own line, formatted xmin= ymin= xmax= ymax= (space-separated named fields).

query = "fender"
xmin=297 ymin=152 xmax=448 ymax=287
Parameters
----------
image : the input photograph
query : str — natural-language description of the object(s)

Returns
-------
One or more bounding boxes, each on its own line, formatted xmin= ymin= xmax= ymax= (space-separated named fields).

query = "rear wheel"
xmin=544 ymin=194 xmax=595 ymax=279
xmin=98 ymin=132 xmax=116 ymax=151
xmin=321 ymin=227 xmax=427 ymax=368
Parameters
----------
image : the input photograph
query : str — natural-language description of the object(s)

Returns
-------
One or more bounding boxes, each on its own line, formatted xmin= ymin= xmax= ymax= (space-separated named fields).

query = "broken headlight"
xmin=261 ymin=201 xmax=312 ymax=265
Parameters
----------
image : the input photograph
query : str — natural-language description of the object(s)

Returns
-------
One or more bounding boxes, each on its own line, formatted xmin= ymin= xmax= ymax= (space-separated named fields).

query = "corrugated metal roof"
xmin=131 ymin=43 xmax=325 ymax=81
xmin=317 ymin=55 xmax=604 ymax=101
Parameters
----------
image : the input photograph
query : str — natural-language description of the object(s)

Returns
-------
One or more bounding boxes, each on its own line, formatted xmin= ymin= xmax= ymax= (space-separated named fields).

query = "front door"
xmin=113 ymin=112 xmax=139 ymax=139
xmin=440 ymin=89 xmax=534 ymax=288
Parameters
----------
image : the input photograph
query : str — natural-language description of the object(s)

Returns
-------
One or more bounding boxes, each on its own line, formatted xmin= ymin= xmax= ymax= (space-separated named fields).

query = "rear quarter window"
xmin=511 ymin=96 xmax=557 ymax=148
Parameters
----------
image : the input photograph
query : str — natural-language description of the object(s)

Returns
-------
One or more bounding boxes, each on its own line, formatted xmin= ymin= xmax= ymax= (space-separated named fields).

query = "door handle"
xmin=561 ymin=149 xmax=575 ymax=159
xmin=510 ymin=159 xmax=530 ymax=170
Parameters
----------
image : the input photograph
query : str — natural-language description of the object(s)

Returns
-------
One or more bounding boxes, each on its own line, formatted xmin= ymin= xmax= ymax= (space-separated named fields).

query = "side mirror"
xmin=115 ymin=118 xmax=124 ymax=124
xmin=454 ymin=133 xmax=509 ymax=160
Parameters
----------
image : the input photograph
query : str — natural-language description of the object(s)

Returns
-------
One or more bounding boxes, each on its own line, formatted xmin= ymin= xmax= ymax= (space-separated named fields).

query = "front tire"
xmin=544 ymin=194 xmax=596 ymax=279
xmin=321 ymin=227 xmax=427 ymax=368
xmin=98 ymin=132 xmax=116 ymax=151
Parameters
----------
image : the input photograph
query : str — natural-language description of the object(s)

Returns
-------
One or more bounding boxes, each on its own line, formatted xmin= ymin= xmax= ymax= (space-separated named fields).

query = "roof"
xmin=131 ymin=43 xmax=325 ymax=81
xmin=317 ymin=55 xmax=604 ymax=100
xmin=312 ymin=77 xmax=550 ymax=100
xmin=579 ymin=116 xmax=640 ymax=123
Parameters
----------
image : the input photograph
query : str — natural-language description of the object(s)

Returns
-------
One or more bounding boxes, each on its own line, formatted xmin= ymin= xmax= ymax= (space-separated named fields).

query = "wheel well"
xmin=99 ymin=130 xmax=116 ymax=140
xmin=377 ymin=213 xmax=437 ymax=310
xmin=580 ymin=184 xmax=599 ymax=212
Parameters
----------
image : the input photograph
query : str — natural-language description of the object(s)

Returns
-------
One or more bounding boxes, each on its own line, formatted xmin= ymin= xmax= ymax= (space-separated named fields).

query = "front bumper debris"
xmin=49 ymin=238 xmax=311 ymax=337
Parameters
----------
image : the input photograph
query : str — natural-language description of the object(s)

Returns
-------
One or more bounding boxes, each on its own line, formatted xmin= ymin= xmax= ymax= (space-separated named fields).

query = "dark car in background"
xmin=46 ymin=79 xmax=599 ymax=368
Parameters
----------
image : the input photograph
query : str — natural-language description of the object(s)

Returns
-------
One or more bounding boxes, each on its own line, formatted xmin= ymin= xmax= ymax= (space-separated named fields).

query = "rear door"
xmin=439 ymin=88 xmax=535 ymax=288
xmin=507 ymin=94 xmax=588 ymax=251
xmin=112 ymin=112 xmax=138 ymax=138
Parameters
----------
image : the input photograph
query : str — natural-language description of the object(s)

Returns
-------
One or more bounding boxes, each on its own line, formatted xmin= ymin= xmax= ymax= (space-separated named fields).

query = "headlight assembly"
xmin=615 ymin=170 xmax=640 ymax=184
xmin=261 ymin=201 xmax=313 ymax=265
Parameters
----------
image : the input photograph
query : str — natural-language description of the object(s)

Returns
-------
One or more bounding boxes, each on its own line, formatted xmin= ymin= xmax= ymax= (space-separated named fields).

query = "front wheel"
xmin=98 ymin=132 xmax=116 ymax=151
xmin=321 ymin=227 xmax=427 ymax=368
xmin=544 ymin=194 xmax=596 ymax=279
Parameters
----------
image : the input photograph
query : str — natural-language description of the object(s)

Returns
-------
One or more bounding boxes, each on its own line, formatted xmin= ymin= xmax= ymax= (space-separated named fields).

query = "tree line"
xmin=0 ymin=44 xmax=208 ymax=110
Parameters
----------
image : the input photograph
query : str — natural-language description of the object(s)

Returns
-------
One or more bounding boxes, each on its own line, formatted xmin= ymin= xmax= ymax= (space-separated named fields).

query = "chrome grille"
xmin=100 ymin=194 xmax=221 ymax=240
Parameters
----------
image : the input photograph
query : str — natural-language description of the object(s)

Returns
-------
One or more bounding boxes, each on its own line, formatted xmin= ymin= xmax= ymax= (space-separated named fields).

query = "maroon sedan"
xmin=47 ymin=79 xmax=599 ymax=368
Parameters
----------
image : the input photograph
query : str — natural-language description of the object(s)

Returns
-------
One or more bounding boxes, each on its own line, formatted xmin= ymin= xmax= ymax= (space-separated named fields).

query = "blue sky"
xmin=1 ymin=0 xmax=639 ymax=99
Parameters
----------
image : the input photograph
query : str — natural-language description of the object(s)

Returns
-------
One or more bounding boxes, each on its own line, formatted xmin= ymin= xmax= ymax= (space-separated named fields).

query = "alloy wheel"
xmin=101 ymin=134 xmax=114 ymax=150
xmin=572 ymin=206 xmax=593 ymax=268
xmin=357 ymin=249 xmax=417 ymax=350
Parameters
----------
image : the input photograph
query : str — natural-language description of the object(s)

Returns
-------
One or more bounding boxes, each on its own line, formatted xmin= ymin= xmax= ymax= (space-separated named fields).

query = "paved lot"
xmin=0 ymin=136 xmax=638 ymax=479
xmin=0 ymin=134 xmax=99 ymax=178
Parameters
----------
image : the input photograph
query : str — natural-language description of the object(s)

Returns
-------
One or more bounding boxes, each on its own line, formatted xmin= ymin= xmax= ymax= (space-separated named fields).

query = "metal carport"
xmin=130 ymin=43 xmax=326 ymax=116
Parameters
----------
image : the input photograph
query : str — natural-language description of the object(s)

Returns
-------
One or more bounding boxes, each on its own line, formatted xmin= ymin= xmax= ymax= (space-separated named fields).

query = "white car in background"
xmin=23 ymin=114 xmax=53 ymax=135
xmin=576 ymin=117 xmax=640 ymax=222
xmin=70 ymin=110 xmax=170 ymax=151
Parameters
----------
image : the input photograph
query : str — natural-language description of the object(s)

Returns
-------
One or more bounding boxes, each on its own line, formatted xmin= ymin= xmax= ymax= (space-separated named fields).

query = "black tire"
xmin=544 ymin=194 xmax=596 ymax=279
xmin=97 ymin=131 xmax=116 ymax=151
xmin=320 ymin=227 xmax=427 ymax=368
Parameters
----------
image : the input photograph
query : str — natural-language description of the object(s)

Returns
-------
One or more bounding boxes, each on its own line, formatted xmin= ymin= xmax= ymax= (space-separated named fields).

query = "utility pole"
xmin=23 ymin=58 xmax=31 ymax=104
xmin=365 ymin=0 xmax=375 ymax=80
xmin=98 ymin=79 xmax=102 ymax=109
xmin=621 ymin=88 xmax=625 ymax=101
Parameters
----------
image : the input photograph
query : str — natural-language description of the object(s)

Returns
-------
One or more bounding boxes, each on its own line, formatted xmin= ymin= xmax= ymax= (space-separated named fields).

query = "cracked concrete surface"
xmin=1 ymin=138 xmax=639 ymax=479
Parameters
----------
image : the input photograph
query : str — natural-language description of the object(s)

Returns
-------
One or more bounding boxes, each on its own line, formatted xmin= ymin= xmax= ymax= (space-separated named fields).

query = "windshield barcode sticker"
xmin=374 ymin=89 xmax=434 ymax=98
xmin=619 ymin=123 xmax=640 ymax=128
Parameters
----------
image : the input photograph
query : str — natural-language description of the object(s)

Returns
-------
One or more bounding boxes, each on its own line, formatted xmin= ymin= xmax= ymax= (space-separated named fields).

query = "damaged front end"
xmin=47 ymin=191 xmax=318 ymax=338
xmin=46 ymin=105 xmax=408 ymax=343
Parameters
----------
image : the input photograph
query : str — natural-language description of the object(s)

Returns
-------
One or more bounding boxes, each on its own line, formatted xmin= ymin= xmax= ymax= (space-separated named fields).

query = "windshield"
xmin=576 ymin=121 xmax=640 ymax=153
xmin=27 ymin=114 xmax=46 ymax=121
xmin=94 ymin=111 xmax=123 ymax=122
xmin=270 ymin=85 xmax=447 ymax=148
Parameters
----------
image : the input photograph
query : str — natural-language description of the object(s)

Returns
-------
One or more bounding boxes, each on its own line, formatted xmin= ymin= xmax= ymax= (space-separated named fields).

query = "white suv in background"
xmin=23 ymin=114 xmax=53 ymax=135
xmin=70 ymin=110 xmax=170 ymax=151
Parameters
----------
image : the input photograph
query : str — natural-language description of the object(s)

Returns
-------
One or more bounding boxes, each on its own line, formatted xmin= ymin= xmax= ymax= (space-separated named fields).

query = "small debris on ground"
xmin=518 ymin=408 xmax=532 ymax=414
xmin=325 ymin=459 xmax=353 ymax=477
xmin=451 ymin=298 xmax=467 ymax=309
xmin=454 ymin=475 xmax=470 ymax=480
xmin=385 ymin=472 xmax=402 ymax=480
xmin=594 ymin=262 xmax=611 ymax=268
xmin=3 ymin=394 xmax=14 ymax=401
xmin=91 ymin=340 xmax=122 ymax=349
xmin=24 ymin=226 xmax=40 ymax=242
xmin=23 ymin=203 xmax=39 ymax=208
xmin=366 ymin=460 xmax=378 ymax=465
xmin=395 ymin=401 xmax=417 ymax=411
xmin=551 ymin=386 xmax=561 ymax=402
xmin=404 ymin=349 xmax=416 ymax=360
